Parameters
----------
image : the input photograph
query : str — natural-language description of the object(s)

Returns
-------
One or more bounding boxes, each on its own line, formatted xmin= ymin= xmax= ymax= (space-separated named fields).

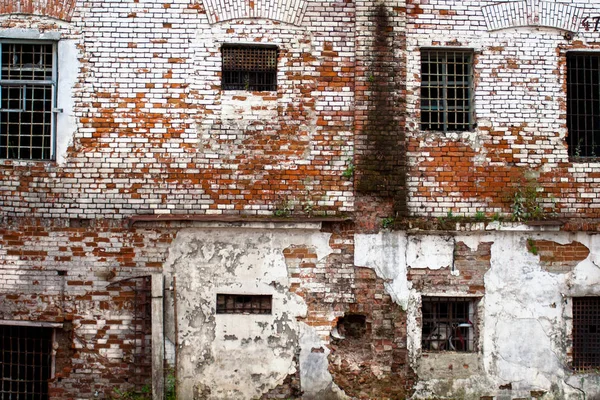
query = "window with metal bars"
xmin=422 ymin=297 xmax=476 ymax=352
xmin=221 ymin=44 xmax=277 ymax=91
xmin=572 ymin=297 xmax=600 ymax=371
xmin=0 ymin=325 xmax=53 ymax=399
xmin=0 ymin=41 xmax=56 ymax=160
xmin=567 ymin=53 xmax=600 ymax=158
xmin=420 ymin=49 xmax=474 ymax=132
xmin=216 ymin=294 xmax=272 ymax=315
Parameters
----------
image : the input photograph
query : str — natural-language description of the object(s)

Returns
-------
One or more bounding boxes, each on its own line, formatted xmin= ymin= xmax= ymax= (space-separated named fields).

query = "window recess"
xmin=422 ymin=296 xmax=477 ymax=352
xmin=420 ymin=49 xmax=474 ymax=132
xmin=0 ymin=324 xmax=54 ymax=399
xmin=0 ymin=41 xmax=57 ymax=160
xmin=216 ymin=294 xmax=272 ymax=315
xmin=221 ymin=44 xmax=277 ymax=91
xmin=572 ymin=297 xmax=600 ymax=371
xmin=567 ymin=53 xmax=600 ymax=158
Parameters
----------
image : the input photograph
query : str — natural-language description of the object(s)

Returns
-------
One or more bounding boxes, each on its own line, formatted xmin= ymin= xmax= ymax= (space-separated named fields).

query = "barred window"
xmin=572 ymin=297 xmax=600 ymax=371
xmin=0 ymin=325 xmax=53 ymax=399
xmin=421 ymin=49 xmax=474 ymax=132
xmin=422 ymin=297 xmax=476 ymax=352
xmin=0 ymin=42 xmax=57 ymax=160
xmin=221 ymin=45 xmax=277 ymax=91
xmin=567 ymin=53 xmax=600 ymax=158
xmin=216 ymin=294 xmax=272 ymax=315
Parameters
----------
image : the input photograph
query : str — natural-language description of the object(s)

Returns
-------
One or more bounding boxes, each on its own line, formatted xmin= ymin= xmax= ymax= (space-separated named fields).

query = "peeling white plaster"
xmin=354 ymin=231 xmax=411 ymax=309
xmin=298 ymin=322 xmax=348 ymax=400
xmin=406 ymin=235 xmax=454 ymax=270
xmin=163 ymin=225 xmax=337 ymax=400
xmin=359 ymin=231 xmax=600 ymax=399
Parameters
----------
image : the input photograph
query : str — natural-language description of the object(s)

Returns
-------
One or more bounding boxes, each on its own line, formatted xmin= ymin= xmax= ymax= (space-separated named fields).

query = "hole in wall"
xmin=336 ymin=314 xmax=367 ymax=339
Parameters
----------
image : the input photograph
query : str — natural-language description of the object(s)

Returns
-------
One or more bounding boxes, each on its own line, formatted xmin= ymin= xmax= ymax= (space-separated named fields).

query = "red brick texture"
xmin=0 ymin=0 xmax=76 ymax=21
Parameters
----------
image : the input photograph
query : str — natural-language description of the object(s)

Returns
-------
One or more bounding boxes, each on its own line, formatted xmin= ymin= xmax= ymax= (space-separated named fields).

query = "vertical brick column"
xmin=354 ymin=1 xmax=408 ymax=229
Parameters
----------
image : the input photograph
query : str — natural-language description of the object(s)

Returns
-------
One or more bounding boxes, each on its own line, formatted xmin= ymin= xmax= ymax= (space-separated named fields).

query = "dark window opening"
xmin=216 ymin=294 xmax=272 ymax=314
xmin=422 ymin=297 xmax=476 ymax=352
xmin=0 ymin=325 xmax=53 ymax=399
xmin=567 ymin=53 xmax=600 ymax=158
xmin=572 ymin=297 xmax=600 ymax=371
xmin=221 ymin=45 xmax=277 ymax=91
xmin=421 ymin=49 xmax=474 ymax=132
xmin=0 ymin=42 xmax=56 ymax=160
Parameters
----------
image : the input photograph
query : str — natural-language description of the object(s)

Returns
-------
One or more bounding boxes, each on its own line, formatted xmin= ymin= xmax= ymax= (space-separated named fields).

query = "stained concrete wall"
xmin=356 ymin=226 xmax=600 ymax=400
xmin=162 ymin=222 xmax=346 ymax=400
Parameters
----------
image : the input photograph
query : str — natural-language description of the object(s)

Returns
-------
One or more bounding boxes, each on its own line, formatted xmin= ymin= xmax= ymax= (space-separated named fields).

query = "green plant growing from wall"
xmin=510 ymin=173 xmax=550 ymax=222
xmin=342 ymin=159 xmax=355 ymax=179
xmin=382 ymin=217 xmax=395 ymax=229
xmin=527 ymin=238 xmax=539 ymax=255
xmin=474 ymin=211 xmax=486 ymax=221
xmin=274 ymin=196 xmax=293 ymax=217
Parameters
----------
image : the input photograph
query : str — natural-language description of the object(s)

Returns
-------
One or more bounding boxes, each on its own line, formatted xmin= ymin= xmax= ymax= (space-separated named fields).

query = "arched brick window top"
xmin=203 ymin=0 xmax=308 ymax=26
xmin=482 ymin=0 xmax=582 ymax=33
xmin=1 ymin=0 xmax=77 ymax=22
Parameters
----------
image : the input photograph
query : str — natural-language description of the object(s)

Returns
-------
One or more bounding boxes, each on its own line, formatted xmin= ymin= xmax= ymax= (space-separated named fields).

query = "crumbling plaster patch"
xmin=356 ymin=230 xmax=600 ymax=399
xmin=162 ymin=223 xmax=344 ymax=400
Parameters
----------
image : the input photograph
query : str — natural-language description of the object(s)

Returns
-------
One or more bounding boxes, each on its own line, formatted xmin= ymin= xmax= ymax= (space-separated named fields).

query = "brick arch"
xmin=0 ymin=0 xmax=77 ymax=22
xmin=202 ymin=0 xmax=308 ymax=26
xmin=482 ymin=0 xmax=582 ymax=33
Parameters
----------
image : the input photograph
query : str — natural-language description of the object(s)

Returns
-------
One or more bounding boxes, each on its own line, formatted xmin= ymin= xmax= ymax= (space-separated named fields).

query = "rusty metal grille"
xmin=0 ymin=42 xmax=55 ymax=160
xmin=567 ymin=53 xmax=600 ymax=158
xmin=216 ymin=294 xmax=272 ymax=314
xmin=422 ymin=297 xmax=475 ymax=352
xmin=221 ymin=45 xmax=277 ymax=91
xmin=0 ymin=325 xmax=53 ymax=400
xmin=572 ymin=297 xmax=600 ymax=370
xmin=421 ymin=49 xmax=474 ymax=132
xmin=106 ymin=276 xmax=152 ymax=388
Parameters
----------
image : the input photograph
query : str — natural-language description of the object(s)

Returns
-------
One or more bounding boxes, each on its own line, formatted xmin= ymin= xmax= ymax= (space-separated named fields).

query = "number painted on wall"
xmin=581 ymin=16 xmax=600 ymax=32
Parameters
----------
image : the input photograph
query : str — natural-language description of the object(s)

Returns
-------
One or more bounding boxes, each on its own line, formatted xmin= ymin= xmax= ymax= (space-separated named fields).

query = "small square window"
xmin=0 ymin=325 xmax=54 ymax=399
xmin=221 ymin=44 xmax=277 ymax=91
xmin=572 ymin=297 xmax=600 ymax=371
xmin=0 ymin=41 xmax=57 ymax=160
xmin=422 ymin=297 xmax=477 ymax=352
xmin=567 ymin=53 xmax=600 ymax=158
xmin=420 ymin=49 xmax=474 ymax=132
xmin=216 ymin=294 xmax=272 ymax=315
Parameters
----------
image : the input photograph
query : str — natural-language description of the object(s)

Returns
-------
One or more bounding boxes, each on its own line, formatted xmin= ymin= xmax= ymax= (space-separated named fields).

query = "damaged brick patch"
xmin=528 ymin=239 xmax=590 ymax=273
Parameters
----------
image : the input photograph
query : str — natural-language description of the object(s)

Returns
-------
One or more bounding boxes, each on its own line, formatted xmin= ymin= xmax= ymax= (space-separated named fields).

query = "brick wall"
xmin=405 ymin=0 xmax=600 ymax=218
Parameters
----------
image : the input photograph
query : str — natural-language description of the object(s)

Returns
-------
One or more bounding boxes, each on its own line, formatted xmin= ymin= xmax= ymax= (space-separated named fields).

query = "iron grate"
xmin=221 ymin=45 xmax=277 ymax=91
xmin=422 ymin=297 xmax=476 ymax=352
xmin=0 ymin=42 xmax=55 ymax=160
xmin=216 ymin=294 xmax=272 ymax=315
xmin=567 ymin=52 xmax=600 ymax=158
xmin=0 ymin=325 xmax=53 ymax=400
xmin=421 ymin=49 xmax=474 ymax=132
xmin=572 ymin=297 xmax=600 ymax=370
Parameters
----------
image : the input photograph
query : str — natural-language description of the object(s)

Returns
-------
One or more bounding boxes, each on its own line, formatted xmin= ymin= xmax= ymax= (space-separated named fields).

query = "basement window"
xmin=216 ymin=294 xmax=272 ymax=315
xmin=221 ymin=44 xmax=277 ymax=91
xmin=0 ymin=41 xmax=57 ymax=160
xmin=422 ymin=297 xmax=476 ymax=352
xmin=0 ymin=325 xmax=54 ymax=399
xmin=420 ymin=49 xmax=474 ymax=132
xmin=567 ymin=53 xmax=600 ymax=158
xmin=572 ymin=297 xmax=600 ymax=370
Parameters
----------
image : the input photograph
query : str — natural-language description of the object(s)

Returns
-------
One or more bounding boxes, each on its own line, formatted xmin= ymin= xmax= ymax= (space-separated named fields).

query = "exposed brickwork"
xmin=408 ymin=241 xmax=492 ymax=295
xmin=328 ymin=267 xmax=415 ymax=399
xmin=405 ymin=0 xmax=600 ymax=218
xmin=0 ymin=0 xmax=76 ymax=21
xmin=0 ymin=217 xmax=174 ymax=398
xmin=528 ymin=239 xmax=590 ymax=273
